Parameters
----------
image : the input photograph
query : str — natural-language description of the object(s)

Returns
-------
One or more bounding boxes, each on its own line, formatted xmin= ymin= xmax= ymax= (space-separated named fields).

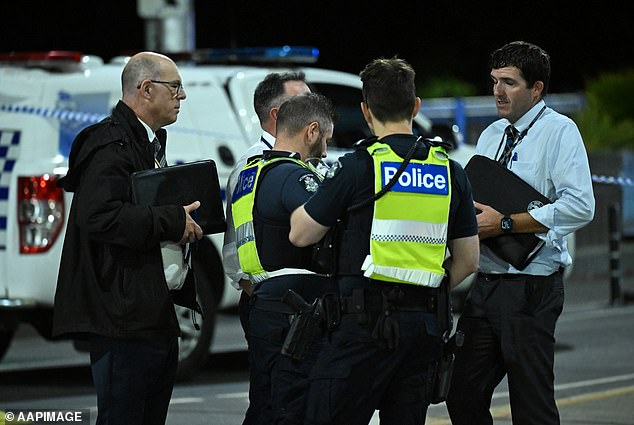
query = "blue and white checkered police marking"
xmin=381 ymin=162 xmax=449 ymax=195
xmin=0 ymin=129 xmax=20 ymax=251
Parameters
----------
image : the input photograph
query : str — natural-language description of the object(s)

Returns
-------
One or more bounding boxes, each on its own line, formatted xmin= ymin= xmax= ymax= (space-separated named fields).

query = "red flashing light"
xmin=0 ymin=51 xmax=83 ymax=63
xmin=17 ymin=175 xmax=65 ymax=254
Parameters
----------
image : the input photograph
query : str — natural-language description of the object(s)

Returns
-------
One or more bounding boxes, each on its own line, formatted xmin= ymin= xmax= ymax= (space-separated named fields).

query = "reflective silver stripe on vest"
xmin=236 ymin=221 xmax=255 ymax=249
xmin=370 ymin=219 xmax=448 ymax=244
xmin=250 ymin=268 xmax=317 ymax=284
xmin=361 ymin=256 xmax=445 ymax=287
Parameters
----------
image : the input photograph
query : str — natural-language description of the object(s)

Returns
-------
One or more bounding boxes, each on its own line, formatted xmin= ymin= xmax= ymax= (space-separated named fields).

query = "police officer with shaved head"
xmin=289 ymin=57 xmax=480 ymax=425
xmin=223 ymin=71 xmax=311 ymax=425
xmin=232 ymin=92 xmax=337 ymax=424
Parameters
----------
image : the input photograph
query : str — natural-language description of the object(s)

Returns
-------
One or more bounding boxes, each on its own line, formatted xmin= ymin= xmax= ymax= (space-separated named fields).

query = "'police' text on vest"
xmin=381 ymin=162 xmax=448 ymax=195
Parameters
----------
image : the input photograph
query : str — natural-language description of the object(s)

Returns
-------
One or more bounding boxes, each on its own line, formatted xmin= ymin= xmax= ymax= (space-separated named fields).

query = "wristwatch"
xmin=501 ymin=215 xmax=513 ymax=233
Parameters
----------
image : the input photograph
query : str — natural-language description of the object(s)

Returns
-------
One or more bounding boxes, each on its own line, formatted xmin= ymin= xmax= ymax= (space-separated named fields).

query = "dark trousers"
xmin=248 ymin=306 xmax=324 ymax=425
xmin=241 ymin=291 xmax=274 ymax=425
xmin=239 ymin=290 xmax=252 ymax=337
xmin=446 ymin=271 xmax=564 ymax=425
xmin=304 ymin=311 xmax=440 ymax=425
xmin=89 ymin=335 xmax=178 ymax=425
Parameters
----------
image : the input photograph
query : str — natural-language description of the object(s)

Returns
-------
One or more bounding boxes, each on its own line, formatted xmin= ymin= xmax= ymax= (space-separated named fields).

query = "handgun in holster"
xmin=280 ymin=289 xmax=324 ymax=361
xmin=429 ymin=275 xmax=464 ymax=404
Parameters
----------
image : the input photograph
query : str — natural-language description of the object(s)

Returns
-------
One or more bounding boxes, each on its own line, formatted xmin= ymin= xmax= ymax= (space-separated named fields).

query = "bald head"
xmin=121 ymin=52 xmax=174 ymax=97
xmin=120 ymin=52 xmax=185 ymax=131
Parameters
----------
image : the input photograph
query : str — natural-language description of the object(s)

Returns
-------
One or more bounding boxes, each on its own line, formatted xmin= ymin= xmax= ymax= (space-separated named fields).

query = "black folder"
xmin=130 ymin=160 xmax=226 ymax=235
xmin=464 ymin=155 xmax=551 ymax=270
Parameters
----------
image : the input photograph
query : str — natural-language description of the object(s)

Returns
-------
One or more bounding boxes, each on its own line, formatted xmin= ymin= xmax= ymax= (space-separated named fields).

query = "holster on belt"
xmin=430 ymin=330 xmax=463 ymax=404
xmin=280 ymin=289 xmax=322 ymax=361
xmin=430 ymin=275 xmax=460 ymax=404
xmin=280 ymin=290 xmax=340 ymax=361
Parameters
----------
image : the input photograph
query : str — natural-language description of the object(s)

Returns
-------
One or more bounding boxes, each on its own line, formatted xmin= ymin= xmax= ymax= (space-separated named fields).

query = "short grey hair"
xmin=276 ymin=93 xmax=335 ymax=136
xmin=121 ymin=54 xmax=163 ymax=96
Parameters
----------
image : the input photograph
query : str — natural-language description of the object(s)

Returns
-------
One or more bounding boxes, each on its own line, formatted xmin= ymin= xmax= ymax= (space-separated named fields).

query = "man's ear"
xmin=270 ymin=107 xmax=279 ymax=123
xmin=305 ymin=121 xmax=320 ymax=144
xmin=138 ymin=80 xmax=152 ymax=99
xmin=361 ymin=101 xmax=376 ymax=133
xmin=532 ymin=81 xmax=545 ymax=100
xmin=412 ymin=97 xmax=421 ymax=118
xmin=361 ymin=101 xmax=372 ymax=124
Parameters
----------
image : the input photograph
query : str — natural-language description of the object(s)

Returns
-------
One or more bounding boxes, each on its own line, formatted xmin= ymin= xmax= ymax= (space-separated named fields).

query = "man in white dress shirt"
xmin=446 ymin=41 xmax=595 ymax=425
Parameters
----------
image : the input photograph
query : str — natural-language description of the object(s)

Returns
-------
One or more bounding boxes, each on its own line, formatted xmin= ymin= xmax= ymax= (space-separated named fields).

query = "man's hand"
xmin=239 ymin=279 xmax=254 ymax=297
xmin=473 ymin=201 xmax=503 ymax=240
xmin=474 ymin=201 xmax=549 ymax=240
xmin=179 ymin=201 xmax=203 ymax=244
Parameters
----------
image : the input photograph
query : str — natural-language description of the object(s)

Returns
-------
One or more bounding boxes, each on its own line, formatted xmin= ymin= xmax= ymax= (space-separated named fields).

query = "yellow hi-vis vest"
xmin=232 ymin=155 xmax=316 ymax=283
xmin=361 ymin=141 xmax=452 ymax=287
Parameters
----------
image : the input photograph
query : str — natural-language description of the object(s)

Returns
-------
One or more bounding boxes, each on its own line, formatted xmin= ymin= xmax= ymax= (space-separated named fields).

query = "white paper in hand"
xmin=160 ymin=242 xmax=188 ymax=290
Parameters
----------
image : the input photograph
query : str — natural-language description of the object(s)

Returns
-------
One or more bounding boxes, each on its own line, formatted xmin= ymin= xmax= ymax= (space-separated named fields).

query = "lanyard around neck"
xmin=494 ymin=105 xmax=547 ymax=162
xmin=260 ymin=136 xmax=273 ymax=149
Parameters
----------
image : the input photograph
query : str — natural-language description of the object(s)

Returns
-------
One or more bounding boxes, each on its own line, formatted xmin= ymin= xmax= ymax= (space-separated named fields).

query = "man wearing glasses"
xmin=53 ymin=51 xmax=202 ymax=425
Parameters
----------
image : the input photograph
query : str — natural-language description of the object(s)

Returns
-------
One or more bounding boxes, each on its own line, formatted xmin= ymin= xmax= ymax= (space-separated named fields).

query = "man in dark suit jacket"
xmin=53 ymin=51 xmax=202 ymax=425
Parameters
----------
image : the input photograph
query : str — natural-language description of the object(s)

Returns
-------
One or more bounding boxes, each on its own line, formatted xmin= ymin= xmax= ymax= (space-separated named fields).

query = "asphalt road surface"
xmin=2 ymin=244 xmax=634 ymax=424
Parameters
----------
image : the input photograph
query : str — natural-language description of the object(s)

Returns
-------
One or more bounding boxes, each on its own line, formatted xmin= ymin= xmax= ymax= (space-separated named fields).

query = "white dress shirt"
xmin=476 ymin=100 xmax=595 ymax=275
xmin=222 ymin=132 xmax=275 ymax=288
xmin=139 ymin=118 xmax=188 ymax=290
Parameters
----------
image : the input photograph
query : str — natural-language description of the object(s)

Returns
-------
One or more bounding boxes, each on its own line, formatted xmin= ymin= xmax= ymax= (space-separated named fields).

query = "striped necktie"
xmin=499 ymin=125 xmax=518 ymax=166
xmin=152 ymin=137 xmax=167 ymax=168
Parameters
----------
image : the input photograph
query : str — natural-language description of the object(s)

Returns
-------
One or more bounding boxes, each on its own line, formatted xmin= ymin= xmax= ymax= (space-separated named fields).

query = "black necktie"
xmin=499 ymin=125 xmax=518 ymax=166
xmin=152 ymin=137 xmax=167 ymax=168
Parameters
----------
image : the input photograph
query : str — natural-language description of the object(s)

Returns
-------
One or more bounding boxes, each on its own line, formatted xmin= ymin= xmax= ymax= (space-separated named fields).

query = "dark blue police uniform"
xmin=301 ymin=135 xmax=478 ymax=425
xmin=246 ymin=150 xmax=336 ymax=425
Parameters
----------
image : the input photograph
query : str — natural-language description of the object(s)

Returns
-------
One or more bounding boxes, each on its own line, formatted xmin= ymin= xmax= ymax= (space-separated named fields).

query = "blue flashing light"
xmin=193 ymin=46 xmax=320 ymax=64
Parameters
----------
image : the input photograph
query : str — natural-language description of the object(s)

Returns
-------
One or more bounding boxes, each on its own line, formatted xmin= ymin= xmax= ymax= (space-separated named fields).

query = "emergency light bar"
xmin=192 ymin=46 xmax=320 ymax=64
xmin=0 ymin=51 xmax=83 ymax=62
xmin=0 ymin=51 xmax=99 ymax=72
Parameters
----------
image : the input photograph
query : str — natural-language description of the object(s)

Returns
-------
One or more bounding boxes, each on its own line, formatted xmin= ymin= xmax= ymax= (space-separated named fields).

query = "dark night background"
xmin=2 ymin=1 xmax=633 ymax=95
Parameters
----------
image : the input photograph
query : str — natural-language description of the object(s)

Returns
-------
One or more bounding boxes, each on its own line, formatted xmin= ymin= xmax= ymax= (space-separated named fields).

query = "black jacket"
xmin=53 ymin=101 xmax=197 ymax=340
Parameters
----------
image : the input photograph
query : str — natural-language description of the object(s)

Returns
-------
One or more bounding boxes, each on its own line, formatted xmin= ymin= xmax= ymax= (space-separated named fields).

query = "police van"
xmin=0 ymin=47 xmax=478 ymax=378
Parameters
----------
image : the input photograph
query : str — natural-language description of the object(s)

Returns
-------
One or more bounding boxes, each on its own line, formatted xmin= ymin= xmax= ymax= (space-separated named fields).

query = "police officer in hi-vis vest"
xmin=232 ymin=92 xmax=337 ymax=425
xmin=289 ymin=57 xmax=480 ymax=425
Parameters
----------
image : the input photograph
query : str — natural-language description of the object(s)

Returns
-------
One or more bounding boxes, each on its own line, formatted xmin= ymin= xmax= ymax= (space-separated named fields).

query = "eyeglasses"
xmin=137 ymin=80 xmax=185 ymax=97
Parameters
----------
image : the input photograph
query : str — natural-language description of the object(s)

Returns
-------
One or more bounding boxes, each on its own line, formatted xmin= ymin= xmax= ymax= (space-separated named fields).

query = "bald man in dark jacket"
xmin=53 ymin=51 xmax=202 ymax=425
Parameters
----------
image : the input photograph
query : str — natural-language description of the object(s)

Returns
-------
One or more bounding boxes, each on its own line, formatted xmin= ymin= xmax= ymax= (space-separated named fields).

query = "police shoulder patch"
xmin=299 ymin=174 xmax=319 ymax=192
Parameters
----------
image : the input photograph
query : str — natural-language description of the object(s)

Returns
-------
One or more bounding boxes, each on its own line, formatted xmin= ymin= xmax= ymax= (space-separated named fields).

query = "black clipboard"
xmin=130 ymin=160 xmax=226 ymax=235
xmin=464 ymin=154 xmax=551 ymax=270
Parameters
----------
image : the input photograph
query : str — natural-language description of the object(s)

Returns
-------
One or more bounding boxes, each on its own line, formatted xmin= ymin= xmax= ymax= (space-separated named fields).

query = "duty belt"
xmin=340 ymin=284 xmax=438 ymax=350
xmin=340 ymin=285 xmax=437 ymax=315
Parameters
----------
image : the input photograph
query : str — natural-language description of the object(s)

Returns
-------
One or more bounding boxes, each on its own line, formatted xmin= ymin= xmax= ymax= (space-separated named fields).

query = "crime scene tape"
xmin=3 ymin=103 xmax=634 ymax=189
xmin=0 ymin=103 xmax=104 ymax=123
xmin=0 ymin=103 xmax=237 ymax=140
xmin=592 ymin=175 xmax=634 ymax=187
